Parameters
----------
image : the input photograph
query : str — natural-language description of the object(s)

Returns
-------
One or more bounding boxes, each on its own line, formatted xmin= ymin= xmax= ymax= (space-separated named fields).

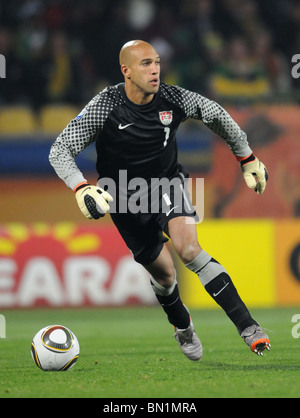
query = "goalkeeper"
xmin=49 ymin=40 xmax=270 ymax=360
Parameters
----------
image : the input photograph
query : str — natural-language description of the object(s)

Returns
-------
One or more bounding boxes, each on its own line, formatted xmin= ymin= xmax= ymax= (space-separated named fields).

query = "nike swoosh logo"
xmin=213 ymin=282 xmax=229 ymax=297
xmin=118 ymin=123 xmax=134 ymax=130
xmin=166 ymin=205 xmax=179 ymax=216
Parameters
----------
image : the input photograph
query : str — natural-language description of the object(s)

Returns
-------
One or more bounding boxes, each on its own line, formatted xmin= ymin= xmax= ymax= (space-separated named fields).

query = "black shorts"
xmin=109 ymin=170 xmax=198 ymax=265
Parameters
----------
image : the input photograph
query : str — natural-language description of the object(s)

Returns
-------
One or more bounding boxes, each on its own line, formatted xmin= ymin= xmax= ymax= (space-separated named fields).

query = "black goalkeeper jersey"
xmin=96 ymin=83 xmax=183 ymax=183
xmin=49 ymin=82 xmax=252 ymax=191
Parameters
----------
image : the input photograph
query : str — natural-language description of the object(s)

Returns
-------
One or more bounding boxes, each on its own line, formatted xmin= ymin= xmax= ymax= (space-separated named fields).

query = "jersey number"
xmin=163 ymin=127 xmax=170 ymax=147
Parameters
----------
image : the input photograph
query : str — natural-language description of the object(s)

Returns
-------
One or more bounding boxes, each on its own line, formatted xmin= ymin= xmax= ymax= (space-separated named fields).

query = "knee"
xmin=153 ymin=266 xmax=176 ymax=289
xmin=150 ymin=268 xmax=177 ymax=296
xmin=178 ymin=242 xmax=202 ymax=264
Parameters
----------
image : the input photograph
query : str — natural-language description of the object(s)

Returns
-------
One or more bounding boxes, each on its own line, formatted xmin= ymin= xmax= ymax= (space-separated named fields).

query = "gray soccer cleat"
xmin=174 ymin=319 xmax=203 ymax=361
xmin=241 ymin=325 xmax=271 ymax=356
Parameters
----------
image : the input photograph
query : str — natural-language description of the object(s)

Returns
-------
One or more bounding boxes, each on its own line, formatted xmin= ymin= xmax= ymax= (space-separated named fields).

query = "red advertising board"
xmin=0 ymin=223 xmax=156 ymax=308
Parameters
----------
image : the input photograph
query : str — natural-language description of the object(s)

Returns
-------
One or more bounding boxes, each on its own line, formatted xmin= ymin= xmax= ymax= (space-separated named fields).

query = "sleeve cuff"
xmin=67 ymin=173 xmax=87 ymax=191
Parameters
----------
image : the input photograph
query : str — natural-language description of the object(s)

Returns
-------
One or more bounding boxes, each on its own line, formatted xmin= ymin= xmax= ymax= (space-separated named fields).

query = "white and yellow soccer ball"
xmin=31 ymin=325 xmax=80 ymax=371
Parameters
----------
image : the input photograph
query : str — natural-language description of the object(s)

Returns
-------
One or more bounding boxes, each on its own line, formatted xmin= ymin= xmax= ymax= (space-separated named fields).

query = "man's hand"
xmin=74 ymin=182 xmax=113 ymax=219
xmin=239 ymin=154 xmax=269 ymax=195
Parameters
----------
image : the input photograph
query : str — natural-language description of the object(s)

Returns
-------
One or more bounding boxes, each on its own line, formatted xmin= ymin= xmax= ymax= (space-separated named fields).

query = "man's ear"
xmin=121 ymin=64 xmax=131 ymax=79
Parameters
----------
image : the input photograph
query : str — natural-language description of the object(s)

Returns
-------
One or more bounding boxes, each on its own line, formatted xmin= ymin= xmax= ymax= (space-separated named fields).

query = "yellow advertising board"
xmin=276 ymin=220 xmax=300 ymax=306
xmin=176 ymin=220 xmax=276 ymax=309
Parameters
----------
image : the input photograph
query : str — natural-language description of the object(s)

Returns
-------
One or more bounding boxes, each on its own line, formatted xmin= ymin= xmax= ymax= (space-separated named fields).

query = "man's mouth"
xmin=150 ymin=78 xmax=159 ymax=86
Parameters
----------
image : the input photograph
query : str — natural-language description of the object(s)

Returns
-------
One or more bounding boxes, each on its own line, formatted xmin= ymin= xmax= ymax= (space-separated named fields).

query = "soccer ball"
xmin=31 ymin=325 xmax=80 ymax=371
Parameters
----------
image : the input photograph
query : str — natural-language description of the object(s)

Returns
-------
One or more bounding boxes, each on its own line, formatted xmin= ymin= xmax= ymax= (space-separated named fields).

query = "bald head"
xmin=119 ymin=40 xmax=158 ymax=66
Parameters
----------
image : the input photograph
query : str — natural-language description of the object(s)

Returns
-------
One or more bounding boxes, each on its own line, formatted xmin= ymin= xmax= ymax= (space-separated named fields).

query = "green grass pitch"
xmin=0 ymin=306 xmax=300 ymax=398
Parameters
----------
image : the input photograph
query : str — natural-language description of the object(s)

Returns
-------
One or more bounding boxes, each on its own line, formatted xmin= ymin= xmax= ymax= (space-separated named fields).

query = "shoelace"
xmin=175 ymin=329 xmax=193 ymax=345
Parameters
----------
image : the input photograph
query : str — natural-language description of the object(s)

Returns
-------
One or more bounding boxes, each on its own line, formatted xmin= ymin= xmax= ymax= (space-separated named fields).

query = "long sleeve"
xmin=176 ymin=86 xmax=252 ymax=158
xmin=49 ymin=86 xmax=124 ymax=190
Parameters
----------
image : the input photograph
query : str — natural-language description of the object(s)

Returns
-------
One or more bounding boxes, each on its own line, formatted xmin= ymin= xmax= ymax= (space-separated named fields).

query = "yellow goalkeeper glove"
xmin=74 ymin=182 xmax=113 ymax=219
xmin=239 ymin=154 xmax=269 ymax=195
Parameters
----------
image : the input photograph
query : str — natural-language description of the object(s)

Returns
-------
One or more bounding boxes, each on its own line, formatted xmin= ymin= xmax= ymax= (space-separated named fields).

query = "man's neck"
xmin=124 ymin=84 xmax=155 ymax=105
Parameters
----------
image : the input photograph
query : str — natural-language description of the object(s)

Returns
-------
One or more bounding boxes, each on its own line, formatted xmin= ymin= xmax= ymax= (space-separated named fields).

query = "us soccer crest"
xmin=159 ymin=111 xmax=173 ymax=126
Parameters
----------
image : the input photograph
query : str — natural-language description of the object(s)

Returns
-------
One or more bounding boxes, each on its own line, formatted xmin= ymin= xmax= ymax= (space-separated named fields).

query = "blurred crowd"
xmin=0 ymin=0 xmax=299 ymax=109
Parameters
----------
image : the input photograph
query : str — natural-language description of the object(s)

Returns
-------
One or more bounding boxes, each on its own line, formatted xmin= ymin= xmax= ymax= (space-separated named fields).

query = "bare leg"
xmin=143 ymin=243 xmax=190 ymax=329
xmin=167 ymin=216 xmax=259 ymax=335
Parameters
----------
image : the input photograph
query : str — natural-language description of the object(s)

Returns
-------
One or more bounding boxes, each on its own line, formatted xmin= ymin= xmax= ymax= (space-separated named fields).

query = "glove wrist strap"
xmin=74 ymin=182 xmax=89 ymax=193
xmin=236 ymin=153 xmax=256 ymax=166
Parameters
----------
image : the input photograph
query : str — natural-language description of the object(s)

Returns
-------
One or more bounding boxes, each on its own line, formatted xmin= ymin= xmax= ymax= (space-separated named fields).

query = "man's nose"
xmin=151 ymin=62 xmax=159 ymax=74
xmin=151 ymin=64 xmax=159 ymax=74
